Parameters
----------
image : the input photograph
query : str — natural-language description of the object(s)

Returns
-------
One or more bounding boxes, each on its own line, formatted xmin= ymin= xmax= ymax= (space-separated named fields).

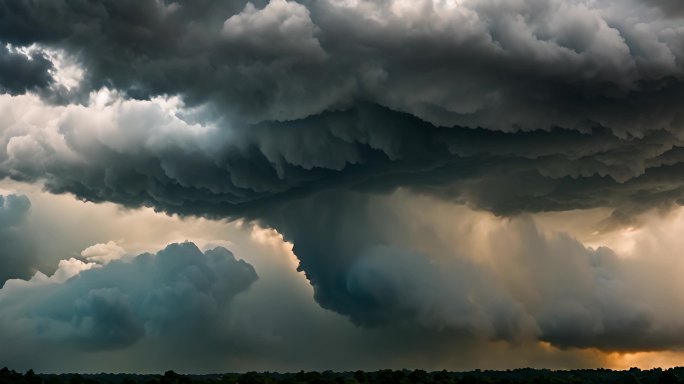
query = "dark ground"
xmin=2 ymin=367 xmax=684 ymax=384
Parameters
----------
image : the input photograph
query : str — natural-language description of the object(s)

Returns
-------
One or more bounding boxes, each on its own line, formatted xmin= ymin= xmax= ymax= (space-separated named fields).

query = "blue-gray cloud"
xmin=0 ymin=44 xmax=54 ymax=95
xmin=0 ymin=194 xmax=36 ymax=286
xmin=0 ymin=242 xmax=257 ymax=352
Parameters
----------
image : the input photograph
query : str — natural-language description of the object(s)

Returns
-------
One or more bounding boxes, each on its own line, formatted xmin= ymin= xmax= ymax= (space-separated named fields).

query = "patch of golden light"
xmin=597 ymin=226 xmax=641 ymax=257
xmin=537 ymin=341 xmax=556 ymax=351
xmin=603 ymin=351 xmax=684 ymax=370
xmin=535 ymin=206 xmax=684 ymax=261
xmin=247 ymin=223 xmax=300 ymax=271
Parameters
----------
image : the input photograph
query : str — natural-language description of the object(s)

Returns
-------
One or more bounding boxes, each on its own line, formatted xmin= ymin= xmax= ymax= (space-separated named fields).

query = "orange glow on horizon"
xmin=602 ymin=351 xmax=684 ymax=370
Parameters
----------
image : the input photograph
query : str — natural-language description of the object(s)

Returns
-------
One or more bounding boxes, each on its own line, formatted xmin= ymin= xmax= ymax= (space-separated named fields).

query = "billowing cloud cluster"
xmin=2 ymin=0 xmax=684 ymax=366
xmin=1 ymin=0 xmax=683 ymax=128
xmin=0 ymin=241 xmax=257 ymax=353
xmin=0 ymin=0 xmax=682 ymax=220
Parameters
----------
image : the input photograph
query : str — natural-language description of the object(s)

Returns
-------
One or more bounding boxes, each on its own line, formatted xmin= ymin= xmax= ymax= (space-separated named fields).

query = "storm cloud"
xmin=0 ymin=44 xmax=54 ymax=95
xmin=2 ymin=0 xmax=684 ymax=366
xmin=0 ymin=0 xmax=681 ymax=126
xmin=0 ymin=194 xmax=37 ymax=286
xmin=0 ymin=241 xmax=258 ymax=353
xmin=2 ymin=92 xmax=684 ymax=221
xmin=259 ymin=190 xmax=684 ymax=352
xmin=0 ymin=0 xmax=683 ymax=214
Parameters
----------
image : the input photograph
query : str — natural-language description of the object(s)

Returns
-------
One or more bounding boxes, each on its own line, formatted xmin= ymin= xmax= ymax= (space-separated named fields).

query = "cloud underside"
xmin=3 ymin=95 xmax=684 ymax=222
xmin=1 ymin=0 xmax=684 ymax=365
xmin=0 ymin=0 xmax=683 ymax=218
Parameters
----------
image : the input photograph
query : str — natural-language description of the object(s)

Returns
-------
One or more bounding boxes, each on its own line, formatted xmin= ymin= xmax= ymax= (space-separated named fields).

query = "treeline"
xmin=2 ymin=366 xmax=684 ymax=384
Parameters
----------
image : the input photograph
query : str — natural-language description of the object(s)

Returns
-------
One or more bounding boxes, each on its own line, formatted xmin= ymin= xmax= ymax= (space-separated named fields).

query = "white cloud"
xmin=222 ymin=0 xmax=326 ymax=61
xmin=81 ymin=241 xmax=129 ymax=264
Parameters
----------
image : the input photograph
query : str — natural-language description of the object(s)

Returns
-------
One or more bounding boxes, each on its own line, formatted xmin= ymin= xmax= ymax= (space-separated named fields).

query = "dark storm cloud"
xmin=257 ymin=190 xmax=684 ymax=352
xmin=643 ymin=0 xmax=684 ymax=16
xmin=0 ymin=0 xmax=683 ymax=216
xmin=4 ymin=93 xmax=684 ymax=351
xmin=4 ymin=100 xmax=683 ymax=219
xmin=2 ymin=0 xmax=684 ymax=357
xmin=0 ymin=44 xmax=53 ymax=95
xmin=0 ymin=194 xmax=37 ymax=286
xmin=0 ymin=242 xmax=257 ymax=351
xmin=1 ymin=0 xmax=683 ymax=128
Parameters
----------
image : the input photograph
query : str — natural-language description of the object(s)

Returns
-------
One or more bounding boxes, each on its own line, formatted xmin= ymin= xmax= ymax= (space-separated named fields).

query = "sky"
xmin=1 ymin=0 xmax=684 ymax=374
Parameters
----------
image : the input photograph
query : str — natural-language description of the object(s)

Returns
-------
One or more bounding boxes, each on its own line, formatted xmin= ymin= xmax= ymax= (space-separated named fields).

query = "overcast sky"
xmin=1 ymin=0 xmax=684 ymax=373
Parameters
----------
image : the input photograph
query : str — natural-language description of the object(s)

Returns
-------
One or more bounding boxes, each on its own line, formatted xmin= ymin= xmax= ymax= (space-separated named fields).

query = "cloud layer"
xmin=0 ymin=0 xmax=683 ymax=218
xmin=0 ymin=0 xmax=682 ymax=126
xmin=2 ymin=91 xmax=684 ymax=223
